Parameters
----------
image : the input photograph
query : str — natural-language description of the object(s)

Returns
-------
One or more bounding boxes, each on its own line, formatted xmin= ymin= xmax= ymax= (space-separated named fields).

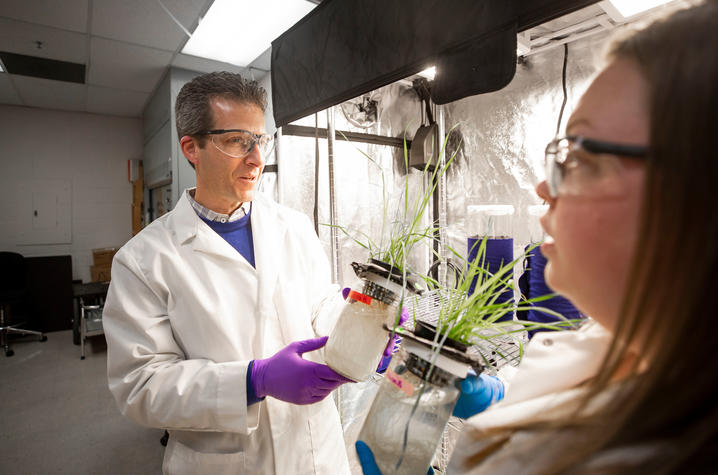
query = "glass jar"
xmin=326 ymin=260 xmax=421 ymax=382
xmin=466 ymin=204 xmax=515 ymax=239
xmin=325 ymin=278 xmax=402 ymax=382
xmin=466 ymin=205 xmax=515 ymax=319
xmin=357 ymin=338 xmax=464 ymax=475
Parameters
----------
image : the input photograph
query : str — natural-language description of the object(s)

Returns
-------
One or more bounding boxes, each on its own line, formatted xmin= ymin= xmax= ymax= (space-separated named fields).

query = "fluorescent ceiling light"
xmin=182 ymin=0 xmax=316 ymax=67
xmin=603 ymin=0 xmax=675 ymax=19
xmin=417 ymin=66 xmax=436 ymax=80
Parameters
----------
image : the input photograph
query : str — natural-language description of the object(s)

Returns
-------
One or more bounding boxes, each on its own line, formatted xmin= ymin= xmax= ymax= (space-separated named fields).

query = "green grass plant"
xmin=328 ymin=127 xmax=580 ymax=360
xmin=329 ymin=127 xmax=459 ymax=278
xmin=416 ymin=237 xmax=582 ymax=367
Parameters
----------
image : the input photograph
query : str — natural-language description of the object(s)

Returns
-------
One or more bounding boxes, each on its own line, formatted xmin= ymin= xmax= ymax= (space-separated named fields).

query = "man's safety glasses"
xmin=544 ymin=135 xmax=649 ymax=198
xmin=199 ymin=129 xmax=275 ymax=159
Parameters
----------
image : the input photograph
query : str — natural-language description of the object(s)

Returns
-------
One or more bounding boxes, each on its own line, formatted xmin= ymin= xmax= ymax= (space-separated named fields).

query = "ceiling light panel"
xmin=182 ymin=0 xmax=316 ymax=67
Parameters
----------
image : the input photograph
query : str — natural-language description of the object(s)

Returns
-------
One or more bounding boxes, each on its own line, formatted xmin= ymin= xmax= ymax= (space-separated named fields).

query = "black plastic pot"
xmin=351 ymin=259 xmax=425 ymax=295
xmin=383 ymin=323 xmax=484 ymax=376
xmin=413 ymin=320 xmax=468 ymax=352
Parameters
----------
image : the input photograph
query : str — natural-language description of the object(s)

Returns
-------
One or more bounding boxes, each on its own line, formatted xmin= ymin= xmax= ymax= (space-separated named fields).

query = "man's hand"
xmin=452 ymin=373 xmax=505 ymax=419
xmin=376 ymin=306 xmax=408 ymax=373
xmin=251 ymin=336 xmax=352 ymax=405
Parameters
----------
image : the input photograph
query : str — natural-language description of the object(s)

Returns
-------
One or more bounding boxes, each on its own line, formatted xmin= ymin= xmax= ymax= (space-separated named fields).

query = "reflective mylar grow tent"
xmin=269 ymin=1 xmax=623 ymax=472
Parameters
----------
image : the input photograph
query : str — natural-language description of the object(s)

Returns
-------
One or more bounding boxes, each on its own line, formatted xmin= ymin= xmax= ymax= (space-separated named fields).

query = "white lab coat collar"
xmin=470 ymin=321 xmax=613 ymax=430
xmin=170 ymin=191 xmax=283 ymax=253
xmin=501 ymin=321 xmax=612 ymax=405
xmin=168 ymin=191 xmax=208 ymax=246
xmin=168 ymin=191 xmax=285 ymax=320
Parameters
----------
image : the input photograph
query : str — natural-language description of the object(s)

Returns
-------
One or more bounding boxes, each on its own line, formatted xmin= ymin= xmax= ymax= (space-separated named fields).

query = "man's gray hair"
xmin=175 ymin=71 xmax=267 ymax=145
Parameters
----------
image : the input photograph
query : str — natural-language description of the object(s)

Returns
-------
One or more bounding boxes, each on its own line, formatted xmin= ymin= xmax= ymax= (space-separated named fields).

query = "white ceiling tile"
xmin=12 ymin=75 xmax=86 ymax=112
xmin=0 ymin=18 xmax=87 ymax=64
xmin=0 ymin=74 xmax=23 ymax=105
xmin=89 ymin=37 xmax=172 ymax=92
xmin=0 ymin=0 xmax=89 ymax=33
xmin=87 ymin=86 xmax=149 ymax=118
xmin=92 ymin=0 xmax=208 ymax=52
xmin=171 ymin=53 xmax=250 ymax=76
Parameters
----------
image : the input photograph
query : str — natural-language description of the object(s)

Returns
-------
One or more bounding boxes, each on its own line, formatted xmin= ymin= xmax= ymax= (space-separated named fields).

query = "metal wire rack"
xmin=403 ymin=289 xmax=525 ymax=372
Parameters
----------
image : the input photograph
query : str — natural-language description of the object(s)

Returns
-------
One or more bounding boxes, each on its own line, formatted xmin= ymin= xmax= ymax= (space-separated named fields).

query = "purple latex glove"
xmin=250 ymin=336 xmax=351 ymax=405
xmin=376 ymin=306 xmax=407 ymax=372
xmin=382 ymin=306 xmax=408 ymax=358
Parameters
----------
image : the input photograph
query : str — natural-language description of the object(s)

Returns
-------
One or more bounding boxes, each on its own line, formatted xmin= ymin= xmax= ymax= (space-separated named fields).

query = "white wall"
xmin=0 ymin=104 xmax=142 ymax=282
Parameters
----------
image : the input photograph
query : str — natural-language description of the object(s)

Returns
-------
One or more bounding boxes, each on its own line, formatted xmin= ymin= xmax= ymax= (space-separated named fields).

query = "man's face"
xmin=186 ymin=98 xmax=266 ymax=213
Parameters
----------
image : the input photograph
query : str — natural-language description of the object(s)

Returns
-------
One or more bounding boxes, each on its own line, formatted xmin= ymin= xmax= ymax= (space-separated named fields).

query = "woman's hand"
xmin=452 ymin=373 xmax=505 ymax=419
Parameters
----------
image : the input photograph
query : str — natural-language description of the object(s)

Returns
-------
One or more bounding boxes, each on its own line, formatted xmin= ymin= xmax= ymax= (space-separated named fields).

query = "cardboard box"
xmin=92 ymin=247 xmax=117 ymax=267
xmin=91 ymin=264 xmax=112 ymax=282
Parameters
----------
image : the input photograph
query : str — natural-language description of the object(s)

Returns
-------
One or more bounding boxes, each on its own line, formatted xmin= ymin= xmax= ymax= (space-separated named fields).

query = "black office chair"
xmin=0 ymin=252 xmax=47 ymax=356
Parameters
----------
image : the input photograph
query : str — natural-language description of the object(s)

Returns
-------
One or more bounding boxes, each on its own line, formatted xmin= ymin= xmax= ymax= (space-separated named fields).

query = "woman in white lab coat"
xmin=103 ymin=72 xmax=351 ymax=474
xmin=449 ymin=3 xmax=718 ymax=473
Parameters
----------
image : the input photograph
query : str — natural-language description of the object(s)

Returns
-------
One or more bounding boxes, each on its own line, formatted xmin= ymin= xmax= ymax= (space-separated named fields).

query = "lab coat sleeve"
xmin=103 ymin=249 xmax=260 ymax=434
xmin=496 ymin=364 xmax=519 ymax=394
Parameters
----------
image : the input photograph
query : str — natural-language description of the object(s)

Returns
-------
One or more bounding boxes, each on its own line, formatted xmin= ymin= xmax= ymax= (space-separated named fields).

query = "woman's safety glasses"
xmin=200 ymin=129 xmax=275 ymax=159
xmin=544 ymin=135 xmax=648 ymax=198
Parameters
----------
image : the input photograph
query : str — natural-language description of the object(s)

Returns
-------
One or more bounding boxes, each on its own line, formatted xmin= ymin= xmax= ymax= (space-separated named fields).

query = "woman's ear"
xmin=180 ymin=135 xmax=200 ymax=168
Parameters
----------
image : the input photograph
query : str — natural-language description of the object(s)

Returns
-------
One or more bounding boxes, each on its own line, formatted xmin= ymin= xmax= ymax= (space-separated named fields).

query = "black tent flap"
xmin=271 ymin=0 xmax=598 ymax=126
xmin=432 ymin=22 xmax=517 ymax=104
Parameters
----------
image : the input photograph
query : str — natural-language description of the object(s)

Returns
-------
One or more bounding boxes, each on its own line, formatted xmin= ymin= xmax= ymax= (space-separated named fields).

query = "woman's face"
xmin=536 ymin=59 xmax=649 ymax=332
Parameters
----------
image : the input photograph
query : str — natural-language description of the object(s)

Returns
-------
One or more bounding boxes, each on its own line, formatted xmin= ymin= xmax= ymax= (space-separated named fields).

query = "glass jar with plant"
xmin=355 ymin=237 xmax=580 ymax=473
xmin=357 ymin=333 xmax=480 ymax=475
xmin=324 ymin=131 xmax=459 ymax=382
xmin=432 ymin=238 xmax=579 ymax=360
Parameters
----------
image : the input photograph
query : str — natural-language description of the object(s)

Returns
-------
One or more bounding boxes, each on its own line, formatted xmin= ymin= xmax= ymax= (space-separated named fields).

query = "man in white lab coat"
xmin=103 ymin=72 xmax=352 ymax=475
